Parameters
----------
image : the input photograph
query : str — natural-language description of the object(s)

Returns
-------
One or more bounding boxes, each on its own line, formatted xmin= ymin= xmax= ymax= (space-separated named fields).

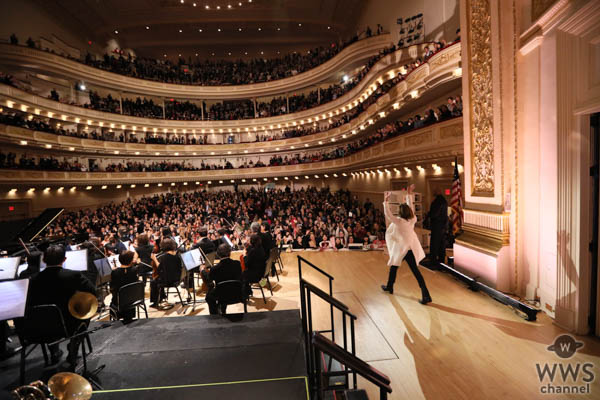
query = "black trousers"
xmin=386 ymin=250 xmax=430 ymax=298
xmin=430 ymin=223 xmax=446 ymax=262
xmin=205 ymin=289 xmax=222 ymax=315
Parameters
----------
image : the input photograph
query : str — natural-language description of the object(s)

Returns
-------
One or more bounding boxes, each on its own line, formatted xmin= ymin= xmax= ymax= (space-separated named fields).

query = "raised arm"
xmin=383 ymin=192 xmax=403 ymax=226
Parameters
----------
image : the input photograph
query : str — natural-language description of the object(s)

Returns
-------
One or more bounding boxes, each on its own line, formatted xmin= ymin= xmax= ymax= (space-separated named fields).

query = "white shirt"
xmin=383 ymin=202 xmax=425 ymax=266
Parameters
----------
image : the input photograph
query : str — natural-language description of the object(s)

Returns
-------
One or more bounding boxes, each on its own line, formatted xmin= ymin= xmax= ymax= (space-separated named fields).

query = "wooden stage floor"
xmin=111 ymin=250 xmax=600 ymax=400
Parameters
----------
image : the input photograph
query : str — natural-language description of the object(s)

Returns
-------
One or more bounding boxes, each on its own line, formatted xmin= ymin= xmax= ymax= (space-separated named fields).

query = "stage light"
xmin=342 ymin=173 xmax=347 ymax=177
xmin=47 ymin=112 xmax=53 ymax=118
xmin=6 ymin=100 xmax=14 ymax=108
xmin=295 ymin=176 xmax=299 ymax=180
xmin=314 ymin=175 xmax=319 ymax=178
xmin=416 ymin=165 xmax=424 ymax=172
xmin=454 ymin=67 xmax=463 ymax=77
xmin=205 ymin=5 xmax=209 ymax=9
xmin=284 ymin=177 xmax=289 ymax=180
xmin=227 ymin=151 xmax=232 ymax=154
xmin=114 ymin=30 xmax=118 ymax=34
xmin=318 ymin=141 xmax=323 ymax=145
xmin=410 ymin=90 xmax=419 ymax=99
xmin=305 ymin=176 xmax=309 ymax=179
xmin=171 ymin=183 xmax=176 ymax=186
xmin=252 ymin=178 xmax=256 ymax=182
xmin=328 ymin=26 xmax=331 ymax=30
xmin=175 ymin=152 xmax=179 ymax=156
xmin=20 ymin=140 xmax=27 ymax=145
xmin=8 ymin=188 xmax=17 ymax=194
xmin=85 ymin=186 xmax=92 ymax=190
xmin=304 ymin=144 xmax=309 ymax=147
xmin=211 ymin=152 xmax=215 ymax=155
xmin=331 ymin=138 xmax=335 ymax=142
xmin=260 ymin=149 xmax=264 ymax=152
xmin=155 ymin=152 xmax=160 ymax=155
xmin=135 ymin=151 xmax=140 ymax=155
xmin=183 ymin=182 xmax=188 ymax=186
xmin=379 ymin=112 xmax=386 ymax=118
xmin=57 ymin=187 xmax=64 ymax=191
xmin=101 ymin=185 xmax=107 ymax=190
xmin=116 ymin=185 xmax=122 ymax=189
xmin=207 ymin=181 xmax=212 ymax=184
xmin=218 ymin=28 xmax=221 ymax=32
xmin=196 ymin=182 xmax=200 ymax=185
xmin=324 ymin=174 xmax=329 ymax=178
xmin=298 ymin=23 xmax=302 ymax=27
xmin=274 ymin=177 xmax=278 ymax=181
xmin=146 ymin=26 xmax=150 ymax=30
xmin=263 ymin=178 xmax=267 ymax=181
xmin=275 ymin=148 xmax=280 ymax=151
xmin=45 ymin=144 xmax=52 ymax=149
xmin=114 ymin=151 xmax=119 ymax=154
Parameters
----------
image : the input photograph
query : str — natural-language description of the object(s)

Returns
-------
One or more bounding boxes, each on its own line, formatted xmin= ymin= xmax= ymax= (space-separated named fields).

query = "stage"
xmin=0 ymin=310 xmax=308 ymax=400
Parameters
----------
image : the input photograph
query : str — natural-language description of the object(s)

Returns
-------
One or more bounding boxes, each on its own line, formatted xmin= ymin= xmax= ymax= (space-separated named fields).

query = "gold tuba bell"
xmin=68 ymin=292 xmax=98 ymax=320
xmin=11 ymin=373 xmax=92 ymax=400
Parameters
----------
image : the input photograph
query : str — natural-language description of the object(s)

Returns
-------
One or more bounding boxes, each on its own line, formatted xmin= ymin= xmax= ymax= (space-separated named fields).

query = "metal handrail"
xmin=312 ymin=332 xmax=392 ymax=400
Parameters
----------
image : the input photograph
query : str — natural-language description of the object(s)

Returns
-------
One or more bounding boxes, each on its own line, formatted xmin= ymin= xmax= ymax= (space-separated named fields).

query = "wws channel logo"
xmin=536 ymin=334 xmax=594 ymax=395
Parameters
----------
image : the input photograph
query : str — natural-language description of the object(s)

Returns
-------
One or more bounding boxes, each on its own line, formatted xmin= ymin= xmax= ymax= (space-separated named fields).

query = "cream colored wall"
xmin=358 ymin=0 xmax=460 ymax=44
xmin=0 ymin=0 xmax=99 ymax=52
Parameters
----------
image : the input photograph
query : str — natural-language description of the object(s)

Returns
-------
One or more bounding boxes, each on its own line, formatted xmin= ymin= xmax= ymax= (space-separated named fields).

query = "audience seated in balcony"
xmin=0 ymin=96 xmax=462 ymax=173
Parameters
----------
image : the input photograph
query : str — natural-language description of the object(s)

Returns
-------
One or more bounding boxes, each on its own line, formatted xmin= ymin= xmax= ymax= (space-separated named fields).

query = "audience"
xmin=41 ymin=187 xmax=387 ymax=251
xmin=0 ymin=96 xmax=462 ymax=172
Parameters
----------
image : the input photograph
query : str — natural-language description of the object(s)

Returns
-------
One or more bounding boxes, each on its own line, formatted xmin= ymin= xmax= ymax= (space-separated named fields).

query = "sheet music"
xmin=181 ymin=249 xmax=203 ymax=271
xmin=63 ymin=249 xmax=88 ymax=271
xmin=0 ymin=279 xmax=29 ymax=320
xmin=93 ymin=258 xmax=113 ymax=277
xmin=0 ymin=257 xmax=20 ymax=280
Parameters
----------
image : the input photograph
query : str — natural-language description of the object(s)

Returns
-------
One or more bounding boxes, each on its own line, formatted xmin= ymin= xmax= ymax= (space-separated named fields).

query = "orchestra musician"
xmin=192 ymin=227 xmax=216 ymax=291
xmin=25 ymin=245 xmax=96 ymax=369
xmin=133 ymin=234 xmax=154 ymax=284
xmin=149 ymin=238 xmax=183 ymax=308
xmin=205 ymin=244 xmax=242 ymax=314
xmin=110 ymin=251 xmax=139 ymax=321
xmin=242 ymin=233 xmax=266 ymax=297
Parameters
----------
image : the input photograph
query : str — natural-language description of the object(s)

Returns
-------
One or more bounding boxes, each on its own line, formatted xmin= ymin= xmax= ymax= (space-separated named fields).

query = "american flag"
xmin=451 ymin=157 xmax=463 ymax=235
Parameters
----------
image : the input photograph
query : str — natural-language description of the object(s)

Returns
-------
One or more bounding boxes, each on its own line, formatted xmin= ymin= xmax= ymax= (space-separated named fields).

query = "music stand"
xmin=63 ymin=249 xmax=88 ymax=272
xmin=179 ymin=249 xmax=205 ymax=306
xmin=0 ymin=279 xmax=29 ymax=321
xmin=0 ymin=257 xmax=21 ymax=281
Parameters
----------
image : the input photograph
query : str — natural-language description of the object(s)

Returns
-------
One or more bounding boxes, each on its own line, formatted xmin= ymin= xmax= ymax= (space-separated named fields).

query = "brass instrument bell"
xmin=48 ymin=372 xmax=92 ymax=400
xmin=68 ymin=292 xmax=98 ymax=320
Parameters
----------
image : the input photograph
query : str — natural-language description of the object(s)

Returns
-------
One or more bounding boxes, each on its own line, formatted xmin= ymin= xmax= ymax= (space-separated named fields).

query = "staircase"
xmin=297 ymin=256 xmax=392 ymax=400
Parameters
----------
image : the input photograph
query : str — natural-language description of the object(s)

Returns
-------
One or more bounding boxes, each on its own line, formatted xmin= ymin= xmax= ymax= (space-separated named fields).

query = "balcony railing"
xmin=0 ymin=118 xmax=463 ymax=185
xmin=0 ymin=34 xmax=392 ymax=100
xmin=0 ymin=43 xmax=461 ymax=136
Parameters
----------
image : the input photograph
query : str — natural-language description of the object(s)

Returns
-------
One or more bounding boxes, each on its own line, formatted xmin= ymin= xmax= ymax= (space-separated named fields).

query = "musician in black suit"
xmin=149 ymin=238 xmax=183 ymax=307
xmin=193 ymin=228 xmax=216 ymax=290
xmin=242 ymin=233 xmax=266 ymax=296
xmin=205 ymin=244 xmax=242 ymax=314
xmin=260 ymin=222 xmax=276 ymax=275
xmin=26 ymin=245 xmax=96 ymax=367
xmin=134 ymin=234 xmax=154 ymax=284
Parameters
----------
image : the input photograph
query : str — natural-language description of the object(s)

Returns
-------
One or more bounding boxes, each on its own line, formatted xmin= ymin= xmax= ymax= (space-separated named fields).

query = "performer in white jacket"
xmin=381 ymin=191 xmax=432 ymax=304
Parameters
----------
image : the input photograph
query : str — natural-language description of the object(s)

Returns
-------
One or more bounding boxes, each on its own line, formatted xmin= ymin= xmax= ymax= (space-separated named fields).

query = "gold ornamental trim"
xmin=467 ymin=0 xmax=495 ymax=196
xmin=455 ymin=223 xmax=509 ymax=257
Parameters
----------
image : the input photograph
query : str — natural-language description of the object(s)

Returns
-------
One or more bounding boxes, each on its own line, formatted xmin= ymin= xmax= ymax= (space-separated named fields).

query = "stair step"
xmin=344 ymin=389 xmax=369 ymax=400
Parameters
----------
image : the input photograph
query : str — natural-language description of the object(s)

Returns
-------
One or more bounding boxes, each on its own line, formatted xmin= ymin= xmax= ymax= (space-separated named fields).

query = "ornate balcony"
xmin=0 ymin=43 xmax=462 ymax=156
xmin=0 ymin=118 xmax=463 ymax=185
xmin=0 ymin=34 xmax=392 ymax=100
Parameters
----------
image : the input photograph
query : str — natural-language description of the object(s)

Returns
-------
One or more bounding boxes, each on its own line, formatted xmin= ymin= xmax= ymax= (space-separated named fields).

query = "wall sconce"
xmin=416 ymin=165 xmax=424 ymax=172
xmin=410 ymin=90 xmax=419 ymax=99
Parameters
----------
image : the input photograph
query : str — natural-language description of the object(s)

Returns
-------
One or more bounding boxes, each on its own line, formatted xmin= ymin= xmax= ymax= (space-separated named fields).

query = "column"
xmin=253 ymin=98 xmax=257 ymax=118
xmin=453 ymin=0 xmax=517 ymax=292
xmin=118 ymin=92 xmax=123 ymax=114
xmin=286 ymin=93 xmax=290 ymax=113
xmin=162 ymin=99 xmax=166 ymax=119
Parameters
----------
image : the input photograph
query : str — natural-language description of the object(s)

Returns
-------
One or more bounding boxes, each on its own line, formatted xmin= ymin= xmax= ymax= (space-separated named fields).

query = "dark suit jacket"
xmin=28 ymin=266 xmax=96 ymax=332
xmin=260 ymin=232 xmax=275 ymax=259
xmin=209 ymin=258 xmax=242 ymax=285
xmin=243 ymin=246 xmax=266 ymax=283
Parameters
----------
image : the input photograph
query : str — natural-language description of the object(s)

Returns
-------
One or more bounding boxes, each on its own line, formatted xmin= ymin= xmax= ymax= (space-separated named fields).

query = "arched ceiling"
xmin=33 ymin=0 xmax=367 ymax=60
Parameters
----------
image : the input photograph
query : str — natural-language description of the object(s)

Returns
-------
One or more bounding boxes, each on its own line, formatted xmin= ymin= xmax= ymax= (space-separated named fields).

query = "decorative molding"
xmin=463 ymin=209 xmax=509 ymax=233
xmin=467 ymin=0 xmax=495 ymax=196
xmin=464 ymin=201 xmax=504 ymax=213
xmin=439 ymin=124 xmax=463 ymax=139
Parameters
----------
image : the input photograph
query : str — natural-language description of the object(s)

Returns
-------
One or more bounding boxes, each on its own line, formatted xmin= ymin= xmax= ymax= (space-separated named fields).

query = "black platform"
xmin=1 ymin=310 xmax=308 ymax=400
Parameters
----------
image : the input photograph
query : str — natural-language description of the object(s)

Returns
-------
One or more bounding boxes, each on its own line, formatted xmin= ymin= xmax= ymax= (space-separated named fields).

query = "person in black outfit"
xmin=149 ymin=238 xmax=183 ymax=307
xmin=193 ymin=228 xmax=216 ymax=289
xmin=242 ymin=233 xmax=266 ymax=297
xmin=26 ymin=245 xmax=96 ymax=368
xmin=134 ymin=234 xmax=154 ymax=284
xmin=18 ymin=251 xmax=43 ymax=279
xmin=110 ymin=251 xmax=139 ymax=321
xmin=205 ymin=244 xmax=242 ymax=314
xmin=259 ymin=222 xmax=276 ymax=275
xmin=428 ymin=188 xmax=449 ymax=263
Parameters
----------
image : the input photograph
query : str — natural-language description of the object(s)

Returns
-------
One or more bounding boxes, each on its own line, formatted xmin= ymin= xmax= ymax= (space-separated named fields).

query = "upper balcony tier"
xmin=0 ymin=34 xmax=392 ymax=100
xmin=0 ymin=43 xmax=462 ymax=152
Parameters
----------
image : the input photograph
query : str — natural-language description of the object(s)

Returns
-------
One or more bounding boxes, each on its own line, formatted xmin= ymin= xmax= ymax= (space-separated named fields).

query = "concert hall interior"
xmin=0 ymin=0 xmax=599 ymax=399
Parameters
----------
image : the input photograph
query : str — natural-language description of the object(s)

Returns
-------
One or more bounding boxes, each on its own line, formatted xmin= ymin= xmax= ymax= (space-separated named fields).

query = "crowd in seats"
xmin=0 ymin=96 xmax=461 ymax=173
xmin=43 ymin=187 xmax=386 ymax=250
xmin=7 ymin=31 xmax=386 ymax=86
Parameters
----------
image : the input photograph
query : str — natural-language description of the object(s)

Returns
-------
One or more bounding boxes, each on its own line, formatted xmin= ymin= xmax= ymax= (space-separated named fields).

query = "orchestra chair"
xmin=158 ymin=269 xmax=187 ymax=308
xmin=16 ymin=305 xmax=90 ymax=385
xmin=276 ymin=244 xmax=285 ymax=272
xmin=109 ymin=281 xmax=148 ymax=321
xmin=251 ymin=257 xmax=275 ymax=304
xmin=214 ymin=280 xmax=247 ymax=315
xmin=268 ymin=248 xmax=280 ymax=281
